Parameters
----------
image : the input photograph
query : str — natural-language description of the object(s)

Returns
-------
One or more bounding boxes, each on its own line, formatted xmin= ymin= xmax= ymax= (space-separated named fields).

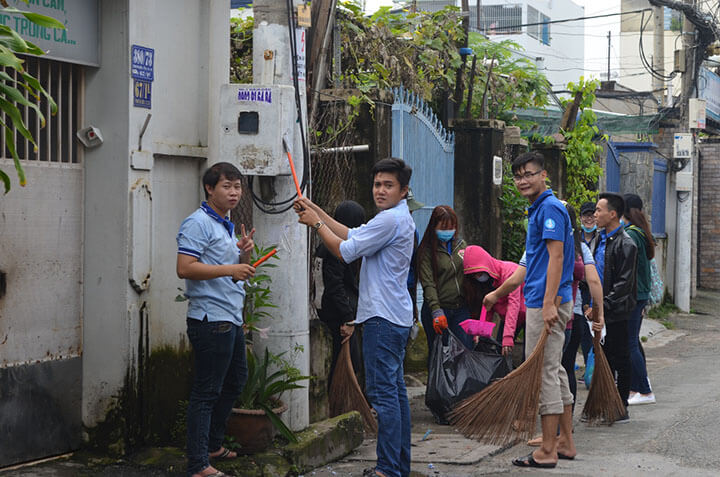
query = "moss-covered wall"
xmin=85 ymin=343 xmax=194 ymax=454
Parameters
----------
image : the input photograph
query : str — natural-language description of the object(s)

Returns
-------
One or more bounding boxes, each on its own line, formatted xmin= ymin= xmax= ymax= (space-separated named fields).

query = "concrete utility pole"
xmin=607 ymin=31 xmax=611 ymax=81
xmin=675 ymin=1 xmax=695 ymax=312
xmin=652 ymin=5 xmax=665 ymax=105
xmin=251 ymin=0 xmax=310 ymax=430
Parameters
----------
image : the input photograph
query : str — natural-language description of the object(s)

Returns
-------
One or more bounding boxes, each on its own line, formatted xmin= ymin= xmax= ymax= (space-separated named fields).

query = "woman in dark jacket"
xmin=316 ymin=200 xmax=366 ymax=381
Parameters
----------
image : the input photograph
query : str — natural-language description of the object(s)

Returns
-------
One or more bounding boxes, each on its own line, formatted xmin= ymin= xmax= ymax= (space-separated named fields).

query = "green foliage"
xmin=243 ymin=243 xmax=279 ymax=333
xmin=499 ymin=160 xmax=527 ymax=263
xmin=0 ymin=4 xmax=64 ymax=193
xmin=465 ymin=33 xmax=550 ymax=120
xmin=561 ymin=77 xmax=606 ymax=213
xmin=230 ymin=13 xmax=253 ymax=84
xmin=236 ymin=346 xmax=310 ymax=443
xmin=336 ymin=2 xmax=466 ymax=106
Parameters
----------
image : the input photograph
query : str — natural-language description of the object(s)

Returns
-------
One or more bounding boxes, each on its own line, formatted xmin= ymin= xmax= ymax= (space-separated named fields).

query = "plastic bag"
xmin=584 ymin=349 xmax=595 ymax=390
xmin=648 ymin=258 xmax=664 ymax=305
xmin=425 ymin=329 xmax=510 ymax=424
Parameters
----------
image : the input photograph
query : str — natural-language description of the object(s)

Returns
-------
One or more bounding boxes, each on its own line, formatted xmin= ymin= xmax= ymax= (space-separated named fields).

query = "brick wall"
xmin=698 ymin=142 xmax=720 ymax=290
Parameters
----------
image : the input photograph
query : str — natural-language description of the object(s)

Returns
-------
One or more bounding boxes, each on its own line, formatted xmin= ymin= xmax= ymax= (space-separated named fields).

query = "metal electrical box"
xmin=689 ymin=98 xmax=706 ymax=129
xmin=219 ymin=84 xmax=296 ymax=176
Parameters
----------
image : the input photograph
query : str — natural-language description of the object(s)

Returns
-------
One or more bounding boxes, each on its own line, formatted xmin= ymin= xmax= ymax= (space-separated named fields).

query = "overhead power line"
xmin=489 ymin=8 xmax=651 ymax=31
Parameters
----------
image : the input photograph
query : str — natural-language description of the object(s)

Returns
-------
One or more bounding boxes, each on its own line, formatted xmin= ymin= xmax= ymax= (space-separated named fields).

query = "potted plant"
xmin=225 ymin=245 xmax=310 ymax=453
xmin=227 ymin=346 xmax=309 ymax=453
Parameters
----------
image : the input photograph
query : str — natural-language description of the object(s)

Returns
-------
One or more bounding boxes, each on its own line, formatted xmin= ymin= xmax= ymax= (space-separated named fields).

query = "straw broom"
xmin=329 ymin=338 xmax=378 ymax=434
xmin=581 ymin=307 xmax=626 ymax=425
xmin=449 ymin=327 xmax=550 ymax=446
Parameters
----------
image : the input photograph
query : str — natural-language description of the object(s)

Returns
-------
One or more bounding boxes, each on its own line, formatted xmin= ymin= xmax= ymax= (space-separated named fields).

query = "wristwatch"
xmin=313 ymin=220 xmax=325 ymax=231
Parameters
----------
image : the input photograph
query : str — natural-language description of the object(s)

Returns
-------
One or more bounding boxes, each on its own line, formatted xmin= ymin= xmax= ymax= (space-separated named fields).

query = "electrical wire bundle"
xmin=249 ymin=0 xmax=310 ymax=214
xmin=638 ymin=10 xmax=677 ymax=83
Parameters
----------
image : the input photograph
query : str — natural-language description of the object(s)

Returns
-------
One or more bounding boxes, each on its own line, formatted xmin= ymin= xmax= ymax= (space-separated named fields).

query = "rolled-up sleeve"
xmin=340 ymin=212 xmax=396 ymax=263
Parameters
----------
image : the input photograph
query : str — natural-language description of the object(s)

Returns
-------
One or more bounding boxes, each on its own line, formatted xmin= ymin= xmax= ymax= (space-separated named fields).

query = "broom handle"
xmin=591 ymin=305 xmax=602 ymax=348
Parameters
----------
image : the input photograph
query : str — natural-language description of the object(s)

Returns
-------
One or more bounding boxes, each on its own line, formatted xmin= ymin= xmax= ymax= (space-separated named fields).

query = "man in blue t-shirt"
xmin=294 ymin=158 xmax=415 ymax=477
xmin=176 ymin=162 xmax=256 ymax=477
xmin=510 ymin=152 xmax=577 ymax=469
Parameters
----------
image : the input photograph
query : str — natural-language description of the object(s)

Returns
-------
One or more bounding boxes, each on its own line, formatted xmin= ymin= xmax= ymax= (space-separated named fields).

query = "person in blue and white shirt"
xmin=509 ymin=151 xmax=577 ymax=469
xmin=176 ymin=162 xmax=256 ymax=477
xmin=294 ymin=158 xmax=415 ymax=477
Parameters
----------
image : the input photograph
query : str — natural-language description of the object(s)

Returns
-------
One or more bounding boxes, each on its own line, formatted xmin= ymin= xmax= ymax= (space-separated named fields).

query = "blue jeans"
xmin=363 ymin=317 xmax=411 ymax=477
xmin=186 ymin=317 xmax=248 ymax=476
xmin=421 ymin=302 xmax=474 ymax=363
xmin=628 ymin=299 xmax=651 ymax=394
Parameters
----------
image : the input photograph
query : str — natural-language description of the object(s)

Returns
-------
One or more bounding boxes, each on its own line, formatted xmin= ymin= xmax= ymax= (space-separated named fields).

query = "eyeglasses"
xmin=512 ymin=170 xmax=543 ymax=182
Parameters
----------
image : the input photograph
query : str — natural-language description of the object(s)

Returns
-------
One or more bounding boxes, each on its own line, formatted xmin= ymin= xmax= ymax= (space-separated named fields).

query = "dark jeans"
xmin=628 ymin=299 xmax=651 ymax=394
xmin=186 ymin=317 xmax=248 ymax=476
xmin=363 ymin=317 xmax=411 ymax=477
xmin=580 ymin=314 xmax=594 ymax=365
xmin=561 ymin=313 xmax=586 ymax=410
xmin=602 ymin=319 xmax=631 ymax=407
xmin=421 ymin=302 xmax=474 ymax=365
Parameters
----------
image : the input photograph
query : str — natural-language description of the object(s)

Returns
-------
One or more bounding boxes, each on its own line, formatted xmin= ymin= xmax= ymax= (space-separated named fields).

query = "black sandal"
xmin=512 ymin=452 xmax=557 ymax=468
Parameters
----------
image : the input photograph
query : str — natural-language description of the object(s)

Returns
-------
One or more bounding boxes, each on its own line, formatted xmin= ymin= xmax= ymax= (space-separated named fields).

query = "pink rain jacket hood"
xmin=463 ymin=245 xmax=526 ymax=347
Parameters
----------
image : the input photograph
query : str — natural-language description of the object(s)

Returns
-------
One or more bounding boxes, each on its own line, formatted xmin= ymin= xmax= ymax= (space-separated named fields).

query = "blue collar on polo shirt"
xmin=600 ymin=224 xmax=623 ymax=241
xmin=201 ymin=201 xmax=235 ymax=237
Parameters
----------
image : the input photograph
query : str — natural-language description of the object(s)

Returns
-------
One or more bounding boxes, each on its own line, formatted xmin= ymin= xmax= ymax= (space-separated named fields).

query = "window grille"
xmin=469 ymin=4 xmax=522 ymax=34
xmin=1 ymin=55 xmax=83 ymax=164
xmin=527 ymin=6 xmax=551 ymax=45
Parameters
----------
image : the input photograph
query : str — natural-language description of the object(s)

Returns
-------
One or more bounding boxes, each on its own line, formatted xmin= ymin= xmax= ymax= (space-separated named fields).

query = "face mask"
xmin=581 ymin=224 xmax=597 ymax=233
xmin=619 ymin=219 xmax=625 ymax=227
xmin=474 ymin=272 xmax=491 ymax=283
xmin=435 ymin=229 xmax=455 ymax=242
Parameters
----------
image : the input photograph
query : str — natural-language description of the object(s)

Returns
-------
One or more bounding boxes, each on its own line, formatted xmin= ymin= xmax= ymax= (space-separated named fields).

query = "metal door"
xmin=0 ymin=57 xmax=84 ymax=466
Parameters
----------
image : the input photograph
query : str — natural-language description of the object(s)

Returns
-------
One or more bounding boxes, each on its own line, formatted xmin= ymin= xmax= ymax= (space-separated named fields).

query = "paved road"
xmin=312 ymin=290 xmax=720 ymax=476
xmin=5 ymin=290 xmax=720 ymax=477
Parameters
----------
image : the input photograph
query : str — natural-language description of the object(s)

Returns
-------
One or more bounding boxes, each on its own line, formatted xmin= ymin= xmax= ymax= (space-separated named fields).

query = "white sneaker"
xmin=628 ymin=393 xmax=656 ymax=405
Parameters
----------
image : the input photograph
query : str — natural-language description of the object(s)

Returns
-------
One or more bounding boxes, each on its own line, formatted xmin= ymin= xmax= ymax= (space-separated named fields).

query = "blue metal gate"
xmin=391 ymin=87 xmax=455 ymax=239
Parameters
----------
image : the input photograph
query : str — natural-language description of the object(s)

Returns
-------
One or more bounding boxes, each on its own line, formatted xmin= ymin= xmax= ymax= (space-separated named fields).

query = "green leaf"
xmin=0 ymin=168 xmax=10 ymax=193
xmin=1 ymin=8 xmax=66 ymax=30
xmin=258 ymin=402 xmax=298 ymax=443
xmin=0 ymin=44 xmax=24 ymax=70
xmin=5 ymin=126 xmax=25 ymax=186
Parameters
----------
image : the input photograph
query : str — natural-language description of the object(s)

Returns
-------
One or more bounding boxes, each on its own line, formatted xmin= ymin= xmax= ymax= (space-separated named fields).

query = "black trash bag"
xmin=425 ymin=329 xmax=510 ymax=424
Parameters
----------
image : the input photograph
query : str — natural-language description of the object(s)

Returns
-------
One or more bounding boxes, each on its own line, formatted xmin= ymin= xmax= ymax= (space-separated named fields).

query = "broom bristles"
xmin=449 ymin=328 xmax=550 ymax=446
xmin=329 ymin=339 xmax=378 ymax=434
xmin=581 ymin=333 xmax=626 ymax=425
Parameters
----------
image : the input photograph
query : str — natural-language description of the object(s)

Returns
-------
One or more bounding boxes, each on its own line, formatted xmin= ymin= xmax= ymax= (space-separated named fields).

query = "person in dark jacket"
xmin=593 ymin=192 xmax=638 ymax=420
xmin=317 ymin=200 xmax=366 ymax=382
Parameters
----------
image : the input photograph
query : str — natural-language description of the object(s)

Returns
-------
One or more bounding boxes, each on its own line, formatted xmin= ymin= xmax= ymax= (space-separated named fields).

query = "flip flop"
xmin=512 ymin=453 xmax=557 ymax=468
xmin=558 ymin=452 xmax=575 ymax=460
xmin=209 ymin=447 xmax=237 ymax=460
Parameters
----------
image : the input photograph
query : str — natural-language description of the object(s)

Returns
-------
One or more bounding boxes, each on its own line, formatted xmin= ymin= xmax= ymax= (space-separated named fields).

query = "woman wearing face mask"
xmin=462 ymin=245 xmax=526 ymax=359
xmin=418 ymin=205 xmax=474 ymax=355
xmin=579 ymin=201 xmax=598 ymax=248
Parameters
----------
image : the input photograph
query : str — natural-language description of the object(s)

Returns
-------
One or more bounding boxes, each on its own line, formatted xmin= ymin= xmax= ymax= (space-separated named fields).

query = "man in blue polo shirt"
xmin=177 ymin=162 xmax=256 ymax=477
xmin=294 ymin=158 xmax=415 ymax=477
xmin=510 ymin=152 xmax=576 ymax=469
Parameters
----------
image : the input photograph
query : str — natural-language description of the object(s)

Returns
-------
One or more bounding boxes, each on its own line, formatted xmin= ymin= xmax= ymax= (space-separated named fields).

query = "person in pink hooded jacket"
xmin=462 ymin=245 xmax=526 ymax=357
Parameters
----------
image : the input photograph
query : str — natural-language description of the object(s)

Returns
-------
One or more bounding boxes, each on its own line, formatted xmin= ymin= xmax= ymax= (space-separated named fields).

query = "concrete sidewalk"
xmin=307 ymin=316 xmax=672 ymax=477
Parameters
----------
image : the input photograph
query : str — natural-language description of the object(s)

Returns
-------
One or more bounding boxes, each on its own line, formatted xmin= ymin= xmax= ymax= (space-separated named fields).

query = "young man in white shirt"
xmin=295 ymin=158 xmax=415 ymax=477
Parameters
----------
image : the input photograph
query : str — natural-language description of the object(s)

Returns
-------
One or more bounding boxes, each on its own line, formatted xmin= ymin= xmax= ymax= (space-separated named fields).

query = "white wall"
xmin=481 ymin=0 xmax=585 ymax=89
xmin=82 ymin=0 xmax=229 ymax=426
